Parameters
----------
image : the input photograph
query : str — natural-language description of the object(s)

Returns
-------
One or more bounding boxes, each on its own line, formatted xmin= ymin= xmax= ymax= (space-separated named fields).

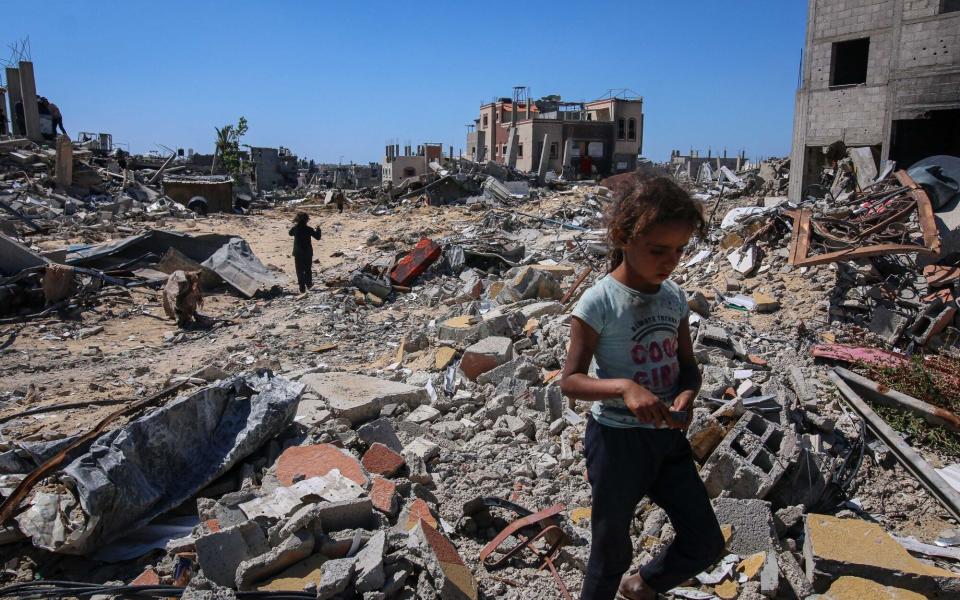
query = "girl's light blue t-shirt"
xmin=571 ymin=274 xmax=689 ymax=429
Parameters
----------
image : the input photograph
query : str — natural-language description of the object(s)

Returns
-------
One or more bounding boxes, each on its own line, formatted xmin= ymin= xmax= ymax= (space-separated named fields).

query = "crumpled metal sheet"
xmin=201 ymin=237 xmax=286 ymax=298
xmin=909 ymin=155 xmax=960 ymax=211
xmin=15 ymin=372 xmax=303 ymax=555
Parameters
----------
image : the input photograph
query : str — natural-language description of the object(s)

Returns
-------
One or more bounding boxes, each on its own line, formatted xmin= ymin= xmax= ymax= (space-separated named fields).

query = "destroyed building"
xmin=464 ymin=87 xmax=643 ymax=178
xmin=670 ymin=149 xmax=746 ymax=181
xmin=381 ymin=142 xmax=443 ymax=186
xmin=789 ymin=0 xmax=960 ymax=200
xmin=249 ymin=146 xmax=299 ymax=192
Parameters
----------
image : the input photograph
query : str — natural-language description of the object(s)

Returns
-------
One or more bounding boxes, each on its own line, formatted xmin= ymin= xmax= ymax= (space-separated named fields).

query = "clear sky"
xmin=3 ymin=1 xmax=808 ymax=164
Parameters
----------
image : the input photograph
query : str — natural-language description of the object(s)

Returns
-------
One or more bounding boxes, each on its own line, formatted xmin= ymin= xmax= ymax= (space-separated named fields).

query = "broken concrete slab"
xmin=354 ymin=530 xmax=386 ymax=592
xmin=357 ymin=417 xmax=403 ymax=453
xmin=868 ymin=307 xmax=910 ymax=345
xmin=300 ymin=372 xmax=428 ymax=425
xmin=236 ymin=529 xmax=315 ymax=590
xmin=822 ymin=576 xmax=926 ymax=599
xmin=803 ymin=513 xmax=960 ymax=594
xmin=316 ymin=556 xmax=357 ymax=600
xmin=459 ymin=336 xmax=513 ymax=381
xmin=410 ymin=520 xmax=479 ymax=600
xmin=403 ymin=436 xmax=440 ymax=462
xmin=276 ymin=443 xmax=370 ymax=487
xmin=314 ymin=498 xmax=377 ymax=533
xmin=195 ymin=520 xmax=269 ymax=588
xmin=711 ymin=497 xmax=776 ymax=555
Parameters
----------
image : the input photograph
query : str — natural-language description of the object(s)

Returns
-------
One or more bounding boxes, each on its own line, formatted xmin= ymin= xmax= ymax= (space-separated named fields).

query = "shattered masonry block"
xmin=195 ymin=520 xmax=269 ymax=588
xmin=476 ymin=357 xmax=538 ymax=386
xmin=411 ymin=520 xmax=479 ymax=600
xmin=276 ymin=443 xmax=369 ymax=488
xmin=437 ymin=315 xmax=480 ymax=344
xmin=369 ymin=476 xmax=399 ymax=516
xmin=403 ymin=436 xmax=440 ymax=462
xmin=361 ymin=443 xmax=406 ymax=477
xmin=519 ymin=300 xmax=564 ymax=320
xmin=460 ymin=336 xmax=513 ymax=381
xmin=803 ymin=513 xmax=960 ymax=595
xmin=354 ymin=530 xmax=387 ymax=592
xmin=300 ymin=371 xmax=428 ymax=425
xmin=357 ymin=417 xmax=403 ymax=453
xmin=700 ymin=411 xmax=797 ymax=500
xmin=316 ymin=556 xmax=357 ymax=600
xmin=236 ymin=529 xmax=314 ymax=590
xmin=406 ymin=404 xmax=442 ymax=424
xmin=399 ymin=498 xmax=438 ymax=532
xmin=711 ymin=498 xmax=776 ymax=555
xmin=314 ymin=498 xmax=377 ymax=533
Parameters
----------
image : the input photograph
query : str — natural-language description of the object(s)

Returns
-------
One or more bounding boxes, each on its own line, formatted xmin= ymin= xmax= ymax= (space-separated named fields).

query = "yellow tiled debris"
xmin=805 ymin=514 xmax=958 ymax=579
xmin=752 ymin=292 xmax=780 ymax=312
xmin=720 ymin=524 xmax=733 ymax=546
xmin=824 ymin=576 xmax=926 ymax=600
xmin=257 ymin=554 xmax=327 ymax=591
xmin=441 ymin=315 xmax=475 ymax=329
xmin=435 ymin=346 xmax=457 ymax=370
xmin=737 ymin=551 xmax=767 ymax=580
xmin=714 ymin=579 xmax=738 ymax=599
xmin=570 ymin=507 xmax=591 ymax=526
xmin=486 ymin=281 xmax=505 ymax=299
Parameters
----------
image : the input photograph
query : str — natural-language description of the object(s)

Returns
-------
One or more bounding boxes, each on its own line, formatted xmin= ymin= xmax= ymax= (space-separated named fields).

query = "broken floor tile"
xmin=276 ymin=444 xmax=369 ymax=488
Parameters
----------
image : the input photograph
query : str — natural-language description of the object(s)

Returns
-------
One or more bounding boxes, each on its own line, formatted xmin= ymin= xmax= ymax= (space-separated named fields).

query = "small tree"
xmin=211 ymin=116 xmax=248 ymax=177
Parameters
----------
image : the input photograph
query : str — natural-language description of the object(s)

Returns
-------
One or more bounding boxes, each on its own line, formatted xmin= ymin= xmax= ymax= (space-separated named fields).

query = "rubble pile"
xmin=2 ymin=141 xmax=960 ymax=600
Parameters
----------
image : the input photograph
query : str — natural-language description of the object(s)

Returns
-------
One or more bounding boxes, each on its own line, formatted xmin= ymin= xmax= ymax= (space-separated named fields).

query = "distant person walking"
xmin=335 ymin=189 xmax=345 ymax=214
xmin=289 ymin=212 xmax=321 ymax=294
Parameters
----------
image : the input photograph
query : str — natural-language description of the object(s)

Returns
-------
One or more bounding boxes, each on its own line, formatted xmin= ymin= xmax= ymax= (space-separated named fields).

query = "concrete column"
xmin=18 ymin=62 xmax=41 ymax=142
xmin=537 ymin=134 xmax=551 ymax=182
xmin=504 ymin=127 xmax=518 ymax=168
xmin=5 ymin=67 xmax=23 ymax=136
xmin=55 ymin=134 xmax=73 ymax=188
xmin=561 ymin=137 xmax=573 ymax=180
xmin=0 ymin=89 xmax=7 ymax=135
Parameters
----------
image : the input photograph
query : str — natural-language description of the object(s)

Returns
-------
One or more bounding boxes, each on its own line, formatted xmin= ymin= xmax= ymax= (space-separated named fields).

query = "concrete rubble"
xmin=2 ymin=49 xmax=960 ymax=600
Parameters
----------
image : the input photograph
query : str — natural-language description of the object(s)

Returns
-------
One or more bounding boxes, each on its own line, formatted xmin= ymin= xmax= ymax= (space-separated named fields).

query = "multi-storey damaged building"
xmin=789 ymin=0 xmax=960 ymax=200
xmin=464 ymin=88 xmax=643 ymax=178
xmin=382 ymin=143 xmax=443 ymax=186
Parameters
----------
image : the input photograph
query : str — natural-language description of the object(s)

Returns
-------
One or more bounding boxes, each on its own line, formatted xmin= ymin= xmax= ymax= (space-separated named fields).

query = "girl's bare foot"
xmin=618 ymin=573 xmax=656 ymax=600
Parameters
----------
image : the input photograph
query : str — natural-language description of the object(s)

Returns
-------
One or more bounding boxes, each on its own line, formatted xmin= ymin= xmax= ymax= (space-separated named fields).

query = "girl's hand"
xmin=622 ymin=381 xmax=679 ymax=428
xmin=671 ymin=390 xmax=696 ymax=430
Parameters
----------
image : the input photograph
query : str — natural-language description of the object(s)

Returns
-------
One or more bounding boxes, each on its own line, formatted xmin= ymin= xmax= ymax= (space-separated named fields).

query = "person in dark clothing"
xmin=335 ymin=189 xmax=345 ymax=214
xmin=288 ymin=212 xmax=321 ymax=293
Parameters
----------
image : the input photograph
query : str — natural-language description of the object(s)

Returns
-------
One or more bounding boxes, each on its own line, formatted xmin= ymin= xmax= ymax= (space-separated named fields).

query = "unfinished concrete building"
xmin=382 ymin=143 xmax=442 ymax=186
xmin=789 ymin=0 xmax=960 ymax=200
xmin=465 ymin=87 xmax=643 ymax=178
xmin=249 ymin=146 xmax=299 ymax=193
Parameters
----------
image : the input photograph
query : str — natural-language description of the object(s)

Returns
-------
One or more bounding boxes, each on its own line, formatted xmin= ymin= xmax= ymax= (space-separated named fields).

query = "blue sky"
xmin=3 ymin=1 xmax=807 ymax=164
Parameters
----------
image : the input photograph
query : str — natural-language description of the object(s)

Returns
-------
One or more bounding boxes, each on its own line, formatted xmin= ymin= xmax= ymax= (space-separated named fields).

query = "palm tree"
xmin=211 ymin=124 xmax=234 ymax=175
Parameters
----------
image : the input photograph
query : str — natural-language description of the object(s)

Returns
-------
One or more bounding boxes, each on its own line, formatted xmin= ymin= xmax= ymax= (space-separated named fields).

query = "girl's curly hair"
xmin=294 ymin=211 xmax=309 ymax=224
xmin=605 ymin=175 xmax=707 ymax=271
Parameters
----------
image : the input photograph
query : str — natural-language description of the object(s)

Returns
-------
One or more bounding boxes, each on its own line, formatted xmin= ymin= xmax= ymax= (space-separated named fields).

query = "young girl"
xmin=289 ymin=212 xmax=322 ymax=294
xmin=560 ymin=177 xmax=724 ymax=600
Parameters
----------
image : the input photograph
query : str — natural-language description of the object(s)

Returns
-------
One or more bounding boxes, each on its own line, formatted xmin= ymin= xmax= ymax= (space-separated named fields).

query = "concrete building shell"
xmin=789 ymin=0 xmax=960 ymax=201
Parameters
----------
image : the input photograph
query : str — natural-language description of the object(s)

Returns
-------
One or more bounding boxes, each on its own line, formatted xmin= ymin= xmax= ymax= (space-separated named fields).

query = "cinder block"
xmin=700 ymin=411 xmax=798 ymax=499
xmin=711 ymin=497 xmax=777 ymax=555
